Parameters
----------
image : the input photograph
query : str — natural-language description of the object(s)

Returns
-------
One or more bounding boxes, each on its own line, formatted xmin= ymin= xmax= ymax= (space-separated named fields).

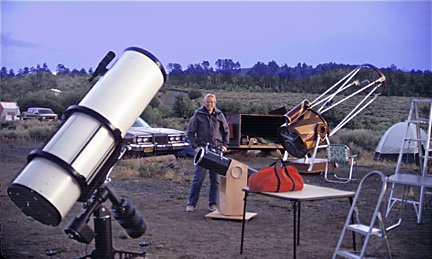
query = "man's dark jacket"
xmin=187 ymin=106 xmax=230 ymax=151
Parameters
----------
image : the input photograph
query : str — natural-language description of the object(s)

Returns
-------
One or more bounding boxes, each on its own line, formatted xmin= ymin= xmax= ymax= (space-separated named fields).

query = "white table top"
xmin=243 ymin=184 xmax=355 ymax=201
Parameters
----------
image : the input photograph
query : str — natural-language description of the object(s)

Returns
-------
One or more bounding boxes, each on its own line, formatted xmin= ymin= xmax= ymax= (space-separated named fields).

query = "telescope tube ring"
xmin=65 ymin=105 xmax=123 ymax=142
xmin=27 ymin=149 xmax=87 ymax=191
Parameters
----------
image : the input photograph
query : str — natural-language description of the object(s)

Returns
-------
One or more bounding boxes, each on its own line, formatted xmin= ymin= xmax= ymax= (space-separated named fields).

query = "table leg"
xmin=349 ymin=197 xmax=356 ymax=252
xmin=240 ymin=191 xmax=249 ymax=254
xmin=298 ymin=201 xmax=301 ymax=246
xmin=291 ymin=201 xmax=300 ymax=259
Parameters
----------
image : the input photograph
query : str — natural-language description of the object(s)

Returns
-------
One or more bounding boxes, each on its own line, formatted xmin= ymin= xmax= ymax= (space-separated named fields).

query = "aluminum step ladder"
xmin=386 ymin=99 xmax=432 ymax=227
xmin=333 ymin=171 xmax=392 ymax=259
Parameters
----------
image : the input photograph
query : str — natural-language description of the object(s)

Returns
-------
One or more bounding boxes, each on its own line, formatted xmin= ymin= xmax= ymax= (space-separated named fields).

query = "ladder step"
xmin=403 ymin=138 xmax=429 ymax=142
xmin=336 ymin=250 xmax=361 ymax=259
xmin=411 ymin=99 xmax=432 ymax=104
xmin=346 ymin=224 xmax=382 ymax=236
xmin=406 ymin=119 xmax=430 ymax=124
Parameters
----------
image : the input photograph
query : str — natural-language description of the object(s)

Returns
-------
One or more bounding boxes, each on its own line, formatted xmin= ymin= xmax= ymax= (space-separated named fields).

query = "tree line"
xmin=1 ymin=59 xmax=431 ymax=116
xmin=164 ymin=60 xmax=431 ymax=97
xmin=1 ymin=63 xmax=94 ymax=77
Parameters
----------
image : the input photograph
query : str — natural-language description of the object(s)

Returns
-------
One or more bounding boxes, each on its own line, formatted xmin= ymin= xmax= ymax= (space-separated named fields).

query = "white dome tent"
xmin=375 ymin=121 xmax=428 ymax=163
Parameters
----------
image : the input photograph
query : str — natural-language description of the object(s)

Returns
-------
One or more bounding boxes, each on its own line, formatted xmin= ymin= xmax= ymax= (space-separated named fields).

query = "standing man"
xmin=186 ymin=94 xmax=230 ymax=212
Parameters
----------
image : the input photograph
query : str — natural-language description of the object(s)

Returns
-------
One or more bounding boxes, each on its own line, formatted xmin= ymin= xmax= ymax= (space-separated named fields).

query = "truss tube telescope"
xmin=278 ymin=64 xmax=386 ymax=161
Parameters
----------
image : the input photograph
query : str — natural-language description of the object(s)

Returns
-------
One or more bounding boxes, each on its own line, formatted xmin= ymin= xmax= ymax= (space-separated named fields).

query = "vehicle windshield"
xmin=39 ymin=109 xmax=54 ymax=114
xmin=132 ymin=117 xmax=151 ymax=128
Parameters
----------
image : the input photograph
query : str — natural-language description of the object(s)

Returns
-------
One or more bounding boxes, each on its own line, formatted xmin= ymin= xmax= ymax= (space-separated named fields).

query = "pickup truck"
xmin=21 ymin=107 xmax=58 ymax=121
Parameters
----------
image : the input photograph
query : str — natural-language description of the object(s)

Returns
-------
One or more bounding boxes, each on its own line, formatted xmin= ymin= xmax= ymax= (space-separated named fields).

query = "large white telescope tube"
xmin=8 ymin=47 xmax=166 ymax=226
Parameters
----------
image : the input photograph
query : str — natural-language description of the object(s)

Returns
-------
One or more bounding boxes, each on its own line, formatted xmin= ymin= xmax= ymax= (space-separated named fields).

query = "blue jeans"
xmin=187 ymin=165 xmax=219 ymax=207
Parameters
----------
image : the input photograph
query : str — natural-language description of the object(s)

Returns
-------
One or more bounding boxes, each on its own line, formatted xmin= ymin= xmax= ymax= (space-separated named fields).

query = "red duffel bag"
xmin=248 ymin=159 xmax=304 ymax=192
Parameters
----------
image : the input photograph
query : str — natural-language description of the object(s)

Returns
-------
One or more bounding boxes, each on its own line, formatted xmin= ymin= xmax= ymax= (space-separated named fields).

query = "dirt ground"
xmin=1 ymin=141 xmax=431 ymax=259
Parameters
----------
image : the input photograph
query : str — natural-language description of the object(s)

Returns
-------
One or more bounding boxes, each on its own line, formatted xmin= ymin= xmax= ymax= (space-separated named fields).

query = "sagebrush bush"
xmin=217 ymin=99 xmax=242 ymax=114
xmin=142 ymin=106 xmax=167 ymax=125
xmin=172 ymin=94 xmax=196 ymax=119
xmin=188 ymin=89 xmax=202 ymax=100
xmin=1 ymin=128 xmax=29 ymax=140
xmin=0 ymin=119 xmax=61 ymax=141
xmin=28 ymin=126 xmax=54 ymax=141
xmin=160 ymin=117 xmax=189 ymax=131
xmin=333 ymin=129 xmax=382 ymax=154
xmin=138 ymin=161 xmax=167 ymax=178
xmin=243 ymin=101 xmax=275 ymax=114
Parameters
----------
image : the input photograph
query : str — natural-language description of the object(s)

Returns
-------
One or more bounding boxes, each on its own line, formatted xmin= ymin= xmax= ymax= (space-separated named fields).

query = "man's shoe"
xmin=209 ymin=205 xmax=218 ymax=212
xmin=186 ymin=205 xmax=195 ymax=212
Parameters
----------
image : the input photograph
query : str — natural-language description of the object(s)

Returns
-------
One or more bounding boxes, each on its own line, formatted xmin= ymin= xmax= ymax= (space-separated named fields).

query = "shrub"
xmin=0 ymin=119 xmax=61 ymax=141
xmin=188 ymin=89 xmax=202 ymax=100
xmin=149 ymin=97 xmax=162 ymax=108
xmin=172 ymin=94 xmax=196 ymax=119
xmin=28 ymin=125 xmax=55 ymax=141
xmin=1 ymin=128 xmax=29 ymax=140
xmin=159 ymin=117 xmax=189 ymax=131
xmin=334 ymin=129 xmax=381 ymax=154
xmin=158 ymin=104 xmax=173 ymax=118
xmin=138 ymin=161 xmax=167 ymax=178
xmin=243 ymin=101 xmax=275 ymax=114
xmin=322 ymin=107 xmax=345 ymax=129
xmin=217 ymin=99 xmax=242 ymax=114
xmin=142 ymin=106 xmax=166 ymax=125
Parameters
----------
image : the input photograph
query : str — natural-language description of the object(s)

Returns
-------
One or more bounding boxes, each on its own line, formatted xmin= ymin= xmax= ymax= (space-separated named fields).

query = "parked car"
xmin=124 ymin=117 xmax=190 ymax=156
xmin=20 ymin=107 xmax=58 ymax=121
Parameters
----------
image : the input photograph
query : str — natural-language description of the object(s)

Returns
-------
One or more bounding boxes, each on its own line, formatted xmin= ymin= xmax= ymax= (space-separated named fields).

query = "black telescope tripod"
xmin=64 ymin=183 xmax=148 ymax=259
xmin=40 ymin=105 xmax=149 ymax=258
xmin=62 ymin=137 xmax=148 ymax=258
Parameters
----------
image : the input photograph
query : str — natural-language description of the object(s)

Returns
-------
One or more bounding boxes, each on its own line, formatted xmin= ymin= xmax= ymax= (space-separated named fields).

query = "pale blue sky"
xmin=1 ymin=0 xmax=431 ymax=72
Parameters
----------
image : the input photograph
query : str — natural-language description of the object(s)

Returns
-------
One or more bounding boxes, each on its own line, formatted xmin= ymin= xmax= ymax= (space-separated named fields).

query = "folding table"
xmin=240 ymin=184 xmax=355 ymax=259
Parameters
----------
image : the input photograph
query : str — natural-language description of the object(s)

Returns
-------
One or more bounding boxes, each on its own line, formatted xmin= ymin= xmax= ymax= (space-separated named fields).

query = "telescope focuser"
xmin=88 ymin=51 xmax=116 ymax=82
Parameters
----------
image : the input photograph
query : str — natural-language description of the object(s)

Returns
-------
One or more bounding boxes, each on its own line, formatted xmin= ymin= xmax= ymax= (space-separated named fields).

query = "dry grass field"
xmin=212 ymin=91 xmax=413 ymax=130
xmin=163 ymin=88 xmax=416 ymax=133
